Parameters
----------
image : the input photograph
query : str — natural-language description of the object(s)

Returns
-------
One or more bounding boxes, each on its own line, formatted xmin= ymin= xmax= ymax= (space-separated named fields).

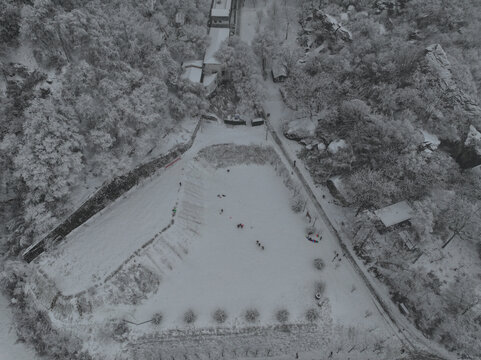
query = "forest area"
xmin=0 ymin=0 xmax=210 ymax=256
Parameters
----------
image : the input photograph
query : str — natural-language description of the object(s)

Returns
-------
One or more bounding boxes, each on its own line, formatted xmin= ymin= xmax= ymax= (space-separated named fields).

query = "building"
xmin=203 ymin=27 xmax=230 ymax=74
xmin=326 ymin=176 xmax=349 ymax=205
xmin=203 ymin=73 xmax=218 ymax=96
xmin=181 ymin=60 xmax=203 ymax=83
xmin=175 ymin=12 xmax=185 ymax=26
xmin=374 ymin=201 xmax=414 ymax=230
xmin=210 ymin=0 xmax=232 ymax=28
xmin=271 ymin=59 xmax=288 ymax=82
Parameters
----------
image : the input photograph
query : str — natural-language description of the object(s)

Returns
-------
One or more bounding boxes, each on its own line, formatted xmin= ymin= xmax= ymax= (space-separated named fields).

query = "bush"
xmin=245 ymin=308 xmax=260 ymax=323
xmin=314 ymin=280 xmax=326 ymax=295
xmin=276 ymin=309 xmax=289 ymax=323
xmin=151 ymin=312 xmax=163 ymax=325
xmin=305 ymin=308 xmax=319 ymax=322
xmin=183 ymin=309 xmax=197 ymax=324
xmin=313 ymin=258 xmax=325 ymax=271
xmin=290 ymin=194 xmax=304 ymax=213
xmin=213 ymin=308 xmax=228 ymax=324
xmin=111 ymin=320 xmax=130 ymax=342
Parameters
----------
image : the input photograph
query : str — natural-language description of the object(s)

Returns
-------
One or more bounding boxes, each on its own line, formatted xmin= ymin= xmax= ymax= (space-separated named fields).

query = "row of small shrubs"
xmin=150 ymin=307 xmax=321 ymax=325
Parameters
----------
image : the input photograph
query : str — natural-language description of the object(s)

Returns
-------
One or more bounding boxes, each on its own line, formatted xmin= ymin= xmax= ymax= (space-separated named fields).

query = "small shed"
xmin=175 ymin=12 xmax=185 ymax=26
xmin=374 ymin=201 xmax=413 ymax=229
xmin=251 ymin=118 xmax=265 ymax=126
xmin=326 ymin=176 xmax=349 ymax=205
xmin=271 ymin=60 xmax=287 ymax=83
xmin=203 ymin=27 xmax=230 ymax=74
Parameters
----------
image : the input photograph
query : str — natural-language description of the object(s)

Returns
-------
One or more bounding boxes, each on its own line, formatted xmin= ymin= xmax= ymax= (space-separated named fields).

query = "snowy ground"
xmin=37 ymin=159 xmax=183 ymax=295
xmin=131 ymin=162 xmax=324 ymax=327
xmin=30 ymin=124 xmax=405 ymax=359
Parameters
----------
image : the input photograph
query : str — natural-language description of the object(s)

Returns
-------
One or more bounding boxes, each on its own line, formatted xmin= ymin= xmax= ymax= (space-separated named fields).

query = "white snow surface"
xmin=204 ymin=28 xmax=230 ymax=65
xmin=374 ymin=201 xmax=414 ymax=228
xmin=36 ymin=125 xmax=398 ymax=344
xmin=421 ymin=130 xmax=440 ymax=149
xmin=37 ymin=160 xmax=183 ymax=295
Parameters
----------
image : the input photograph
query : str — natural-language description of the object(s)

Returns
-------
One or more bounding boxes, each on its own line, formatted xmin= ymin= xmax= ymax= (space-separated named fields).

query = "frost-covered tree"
xmin=216 ymin=36 xmax=265 ymax=113
xmin=14 ymin=98 xmax=84 ymax=237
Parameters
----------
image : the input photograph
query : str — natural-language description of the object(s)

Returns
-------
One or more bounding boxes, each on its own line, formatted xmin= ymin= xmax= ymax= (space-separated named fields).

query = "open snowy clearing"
xmin=30 ymin=124 xmax=402 ymax=357
xmin=37 ymin=159 xmax=183 ymax=295
xmin=129 ymin=162 xmax=324 ymax=328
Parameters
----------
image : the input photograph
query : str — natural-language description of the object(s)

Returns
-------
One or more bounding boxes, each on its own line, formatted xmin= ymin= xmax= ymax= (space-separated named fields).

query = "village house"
xmin=271 ymin=59 xmax=288 ymax=83
xmin=181 ymin=60 xmax=203 ymax=84
xmin=203 ymin=27 xmax=230 ymax=74
xmin=374 ymin=201 xmax=414 ymax=232
xmin=210 ymin=0 xmax=232 ymax=28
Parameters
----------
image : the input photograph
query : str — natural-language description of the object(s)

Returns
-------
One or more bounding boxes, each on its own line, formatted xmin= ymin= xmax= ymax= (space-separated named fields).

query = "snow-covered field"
xmin=131 ymin=162 xmax=323 ymax=327
xmin=37 ymin=159 xmax=183 ymax=295
xmin=28 ymin=124 xmax=405 ymax=358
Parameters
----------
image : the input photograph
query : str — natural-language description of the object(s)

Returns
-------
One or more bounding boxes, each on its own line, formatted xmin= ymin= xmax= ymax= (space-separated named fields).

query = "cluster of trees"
xmin=282 ymin=0 xmax=481 ymax=210
xmin=0 ymin=0 xmax=210 ymax=253
xmin=216 ymin=36 xmax=265 ymax=115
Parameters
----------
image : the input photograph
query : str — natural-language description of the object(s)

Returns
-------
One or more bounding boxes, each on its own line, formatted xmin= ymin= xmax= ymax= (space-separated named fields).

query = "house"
xmin=203 ymin=73 xmax=218 ymax=96
xmin=175 ymin=12 xmax=185 ymax=26
xmin=420 ymin=130 xmax=440 ymax=153
xmin=210 ymin=0 xmax=232 ymax=28
xmin=374 ymin=201 xmax=414 ymax=231
xmin=271 ymin=60 xmax=287 ymax=83
xmin=326 ymin=176 xmax=350 ymax=205
xmin=181 ymin=60 xmax=203 ymax=84
xmin=203 ymin=27 xmax=230 ymax=74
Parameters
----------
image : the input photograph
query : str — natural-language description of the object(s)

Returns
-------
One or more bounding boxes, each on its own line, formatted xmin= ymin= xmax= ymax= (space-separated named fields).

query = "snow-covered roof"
xmin=203 ymin=73 xmax=217 ymax=87
xmin=175 ymin=12 xmax=185 ymax=25
xmin=421 ymin=130 xmax=440 ymax=150
xmin=272 ymin=60 xmax=287 ymax=79
xmin=211 ymin=9 xmax=230 ymax=17
xmin=203 ymin=73 xmax=218 ymax=95
xmin=181 ymin=66 xmax=202 ymax=83
xmin=374 ymin=201 xmax=413 ymax=228
xmin=182 ymin=60 xmax=203 ymax=69
xmin=212 ymin=0 xmax=232 ymax=10
xmin=204 ymin=28 xmax=230 ymax=65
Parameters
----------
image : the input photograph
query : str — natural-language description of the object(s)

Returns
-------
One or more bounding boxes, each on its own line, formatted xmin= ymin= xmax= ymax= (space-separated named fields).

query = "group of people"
xmin=256 ymin=240 xmax=265 ymax=250
xmin=306 ymin=231 xmax=322 ymax=243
